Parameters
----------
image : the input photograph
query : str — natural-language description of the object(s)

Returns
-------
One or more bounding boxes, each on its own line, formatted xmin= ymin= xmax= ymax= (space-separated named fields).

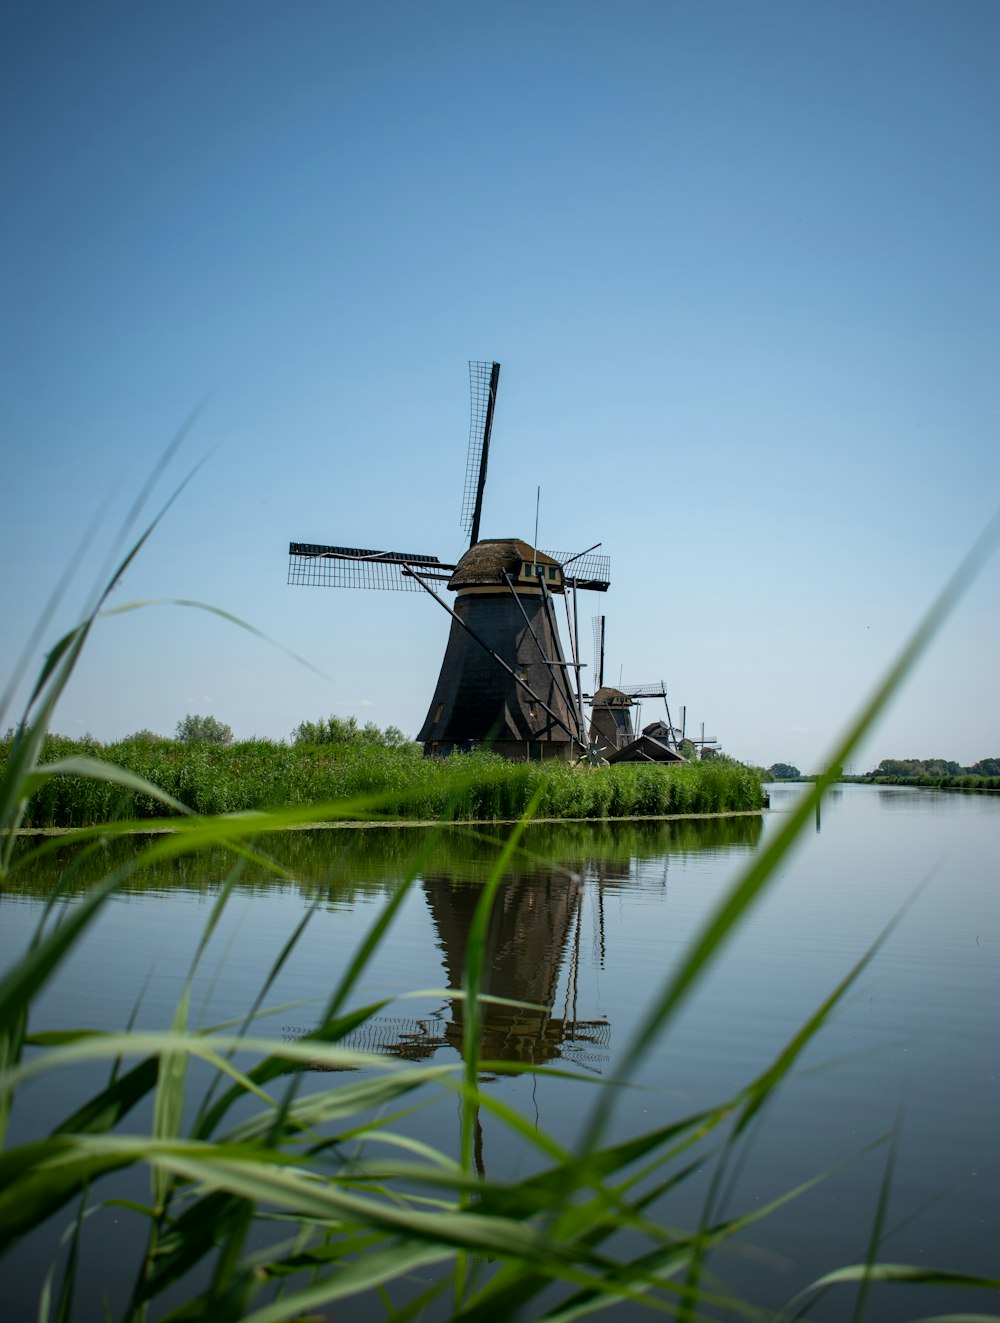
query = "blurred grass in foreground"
xmin=1 ymin=469 xmax=997 ymax=1321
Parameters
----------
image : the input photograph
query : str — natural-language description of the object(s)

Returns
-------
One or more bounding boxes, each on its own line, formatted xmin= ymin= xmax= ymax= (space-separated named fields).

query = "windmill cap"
xmin=449 ymin=539 xmax=563 ymax=592
xmin=592 ymin=687 xmax=634 ymax=706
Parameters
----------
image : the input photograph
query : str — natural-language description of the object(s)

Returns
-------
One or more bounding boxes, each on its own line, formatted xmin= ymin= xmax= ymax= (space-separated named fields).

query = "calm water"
xmin=1 ymin=786 xmax=997 ymax=1320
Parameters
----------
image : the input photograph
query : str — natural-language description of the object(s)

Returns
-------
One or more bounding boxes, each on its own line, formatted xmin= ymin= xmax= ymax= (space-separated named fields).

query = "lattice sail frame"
xmin=619 ymin=682 xmax=669 ymax=698
xmin=289 ymin=543 xmax=609 ymax=593
xmin=460 ymin=361 xmax=496 ymax=537
xmin=592 ymin=615 xmax=606 ymax=682
xmin=288 ymin=543 xmax=453 ymax=592
xmin=309 ymin=1011 xmax=611 ymax=1072
xmin=543 ymin=549 xmax=611 ymax=592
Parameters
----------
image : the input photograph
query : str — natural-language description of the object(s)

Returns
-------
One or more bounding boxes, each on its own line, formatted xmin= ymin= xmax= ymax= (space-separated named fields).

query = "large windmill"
xmin=288 ymin=362 xmax=610 ymax=760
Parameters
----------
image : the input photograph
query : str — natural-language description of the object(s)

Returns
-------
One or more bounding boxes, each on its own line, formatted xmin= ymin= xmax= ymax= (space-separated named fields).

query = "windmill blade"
xmin=460 ymin=360 xmax=501 ymax=545
xmin=543 ymin=549 xmax=611 ymax=593
xmin=620 ymin=681 xmax=668 ymax=698
xmin=592 ymin=615 xmax=606 ymax=689
xmin=288 ymin=543 xmax=454 ymax=592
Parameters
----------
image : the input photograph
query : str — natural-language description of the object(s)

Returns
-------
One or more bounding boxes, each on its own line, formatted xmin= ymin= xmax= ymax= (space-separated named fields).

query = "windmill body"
xmin=288 ymin=363 xmax=610 ymax=760
xmin=588 ymin=687 xmax=637 ymax=756
xmin=418 ymin=540 xmax=578 ymax=758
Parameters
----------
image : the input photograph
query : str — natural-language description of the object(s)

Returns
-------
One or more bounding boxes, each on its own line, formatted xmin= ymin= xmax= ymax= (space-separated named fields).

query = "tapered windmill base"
xmin=418 ymin=546 xmax=580 ymax=761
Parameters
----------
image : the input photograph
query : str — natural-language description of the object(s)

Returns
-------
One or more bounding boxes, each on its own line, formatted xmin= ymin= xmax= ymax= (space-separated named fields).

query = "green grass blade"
xmin=101 ymin=598 xmax=326 ymax=679
xmin=852 ymin=1111 xmax=902 ymax=1323
xmin=808 ymin=1264 xmax=1000 ymax=1291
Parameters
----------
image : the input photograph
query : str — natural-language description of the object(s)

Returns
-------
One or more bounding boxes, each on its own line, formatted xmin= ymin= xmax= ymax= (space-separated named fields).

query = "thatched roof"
xmin=592 ymin=686 xmax=633 ymax=706
xmin=449 ymin=539 xmax=561 ymax=591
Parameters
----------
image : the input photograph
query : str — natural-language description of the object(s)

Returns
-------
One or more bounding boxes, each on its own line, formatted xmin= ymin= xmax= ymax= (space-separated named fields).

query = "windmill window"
xmin=548 ymin=567 xmax=557 ymax=581
xmin=434 ymin=703 xmax=444 ymax=723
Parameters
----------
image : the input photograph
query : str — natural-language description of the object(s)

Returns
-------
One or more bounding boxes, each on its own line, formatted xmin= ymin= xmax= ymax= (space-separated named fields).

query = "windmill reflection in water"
xmin=309 ymin=864 xmax=615 ymax=1081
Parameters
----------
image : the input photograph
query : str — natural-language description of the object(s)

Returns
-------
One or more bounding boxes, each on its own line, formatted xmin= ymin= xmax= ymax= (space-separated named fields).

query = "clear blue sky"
xmin=2 ymin=0 xmax=997 ymax=772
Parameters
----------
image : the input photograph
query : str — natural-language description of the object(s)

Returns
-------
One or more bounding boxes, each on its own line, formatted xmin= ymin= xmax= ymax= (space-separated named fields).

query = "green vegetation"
xmin=768 ymin=761 xmax=801 ymax=780
xmin=1 ymin=474 xmax=997 ymax=1320
xmin=292 ymin=713 xmax=410 ymax=747
xmin=0 ymin=730 xmax=764 ymax=829
xmin=176 ymin=713 xmax=234 ymax=745
xmin=848 ymin=756 xmax=1000 ymax=791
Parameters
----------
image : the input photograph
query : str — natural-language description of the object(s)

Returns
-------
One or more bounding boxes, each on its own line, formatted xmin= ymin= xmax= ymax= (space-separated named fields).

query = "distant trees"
xmin=873 ymin=758 xmax=962 ymax=778
xmin=292 ymin=715 xmax=411 ymax=749
xmin=863 ymin=757 xmax=1000 ymax=786
xmin=768 ymin=763 xmax=800 ymax=780
xmin=176 ymin=714 xmax=233 ymax=746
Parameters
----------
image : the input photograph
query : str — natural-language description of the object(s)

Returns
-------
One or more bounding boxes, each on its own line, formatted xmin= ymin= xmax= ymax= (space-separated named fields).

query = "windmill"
xmin=585 ymin=615 xmax=681 ymax=759
xmin=288 ymin=362 xmax=611 ymax=760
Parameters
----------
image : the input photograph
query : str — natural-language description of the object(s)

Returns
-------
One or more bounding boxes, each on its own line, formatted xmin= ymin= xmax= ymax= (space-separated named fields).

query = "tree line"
xmin=45 ymin=713 xmax=415 ymax=751
xmin=869 ymin=757 xmax=1000 ymax=778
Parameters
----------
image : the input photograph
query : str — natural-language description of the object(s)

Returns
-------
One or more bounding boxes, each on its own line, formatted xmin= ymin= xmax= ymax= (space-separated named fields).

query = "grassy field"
xmin=1 ymin=732 xmax=766 ymax=829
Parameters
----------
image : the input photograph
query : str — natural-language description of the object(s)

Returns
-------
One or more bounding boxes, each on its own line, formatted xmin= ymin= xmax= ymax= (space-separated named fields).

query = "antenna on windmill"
xmin=462 ymin=361 xmax=500 ymax=547
xmin=534 ymin=485 xmax=540 ymax=571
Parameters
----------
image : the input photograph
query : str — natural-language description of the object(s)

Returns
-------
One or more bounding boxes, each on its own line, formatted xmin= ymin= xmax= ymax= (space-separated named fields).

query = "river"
xmin=1 ymin=784 xmax=997 ymax=1320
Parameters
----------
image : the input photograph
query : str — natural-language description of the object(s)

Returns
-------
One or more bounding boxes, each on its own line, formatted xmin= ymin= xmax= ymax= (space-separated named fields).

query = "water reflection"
xmin=300 ymin=817 xmax=762 ymax=1077
xmin=876 ymin=787 xmax=959 ymax=810
xmin=422 ymin=869 xmax=609 ymax=1074
xmin=5 ymin=814 xmax=764 ymax=901
xmin=6 ymin=814 xmax=762 ymax=1082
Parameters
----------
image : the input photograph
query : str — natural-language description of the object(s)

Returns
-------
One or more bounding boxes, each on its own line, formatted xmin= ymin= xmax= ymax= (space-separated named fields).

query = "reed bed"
xmin=1 ymin=733 xmax=765 ymax=829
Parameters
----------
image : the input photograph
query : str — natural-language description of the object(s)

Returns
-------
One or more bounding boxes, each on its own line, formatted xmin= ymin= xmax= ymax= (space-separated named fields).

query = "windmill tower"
xmin=288 ymin=362 xmax=611 ymax=760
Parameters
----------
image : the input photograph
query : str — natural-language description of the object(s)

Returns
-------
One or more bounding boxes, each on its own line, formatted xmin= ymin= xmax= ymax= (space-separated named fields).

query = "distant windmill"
xmin=586 ymin=615 xmax=681 ymax=760
xmin=288 ymin=362 xmax=611 ymax=759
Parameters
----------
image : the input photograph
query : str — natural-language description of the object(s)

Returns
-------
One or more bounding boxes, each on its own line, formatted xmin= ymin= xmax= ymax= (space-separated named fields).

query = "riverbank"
xmin=10 ymin=808 xmax=767 ymax=838
xmin=2 ymin=733 xmax=766 ymax=828
xmin=842 ymin=773 xmax=1000 ymax=791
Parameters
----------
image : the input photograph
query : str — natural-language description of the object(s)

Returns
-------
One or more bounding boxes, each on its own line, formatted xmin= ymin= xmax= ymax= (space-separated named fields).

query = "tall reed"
xmin=0 ymin=734 xmax=765 ymax=829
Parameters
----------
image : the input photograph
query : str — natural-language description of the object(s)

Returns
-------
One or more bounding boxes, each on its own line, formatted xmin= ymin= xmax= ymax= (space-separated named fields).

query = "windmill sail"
xmin=287 ymin=543 xmax=453 ymax=592
xmin=461 ymin=361 xmax=500 ymax=546
xmin=542 ymin=549 xmax=611 ymax=593
xmin=592 ymin=615 xmax=606 ymax=689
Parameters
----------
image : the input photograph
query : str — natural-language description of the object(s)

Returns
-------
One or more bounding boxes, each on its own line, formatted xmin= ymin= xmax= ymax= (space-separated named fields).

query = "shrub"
xmin=176 ymin=714 xmax=233 ymax=745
